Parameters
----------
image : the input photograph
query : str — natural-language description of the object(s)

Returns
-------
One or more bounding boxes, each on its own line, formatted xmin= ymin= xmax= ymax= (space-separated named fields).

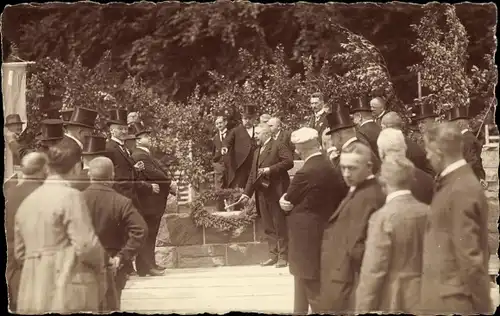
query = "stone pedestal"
xmin=482 ymin=146 xmax=499 ymax=256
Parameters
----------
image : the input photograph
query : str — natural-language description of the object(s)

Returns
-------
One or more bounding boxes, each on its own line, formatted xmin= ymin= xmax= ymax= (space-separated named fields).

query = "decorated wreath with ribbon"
xmin=189 ymin=188 xmax=258 ymax=236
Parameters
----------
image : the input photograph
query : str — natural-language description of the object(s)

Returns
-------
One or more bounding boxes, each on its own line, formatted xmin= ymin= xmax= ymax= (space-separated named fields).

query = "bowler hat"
xmin=326 ymin=106 xmax=356 ymax=135
xmin=129 ymin=122 xmax=151 ymax=137
xmin=413 ymin=103 xmax=438 ymax=122
xmin=5 ymin=114 xmax=25 ymax=126
xmin=445 ymin=106 xmax=469 ymax=121
xmin=82 ymin=135 xmax=108 ymax=155
xmin=350 ymin=95 xmax=371 ymax=113
xmin=66 ymin=106 xmax=98 ymax=129
xmin=36 ymin=119 xmax=65 ymax=141
xmin=61 ymin=108 xmax=74 ymax=122
xmin=106 ymin=109 xmax=128 ymax=125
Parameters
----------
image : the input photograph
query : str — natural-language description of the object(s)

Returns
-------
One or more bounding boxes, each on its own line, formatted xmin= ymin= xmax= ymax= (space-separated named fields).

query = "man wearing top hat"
xmin=325 ymin=106 xmax=381 ymax=173
xmin=412 ymin=103 xmax=438 ymax=135
xmin=446 ymin=106 xmax=487 ymax=187
xmin=130 ymin=122 xmax=172 ymax=277
xmin=308 ymin=92 xmax=330 ymax=137
xmin=351 ymin=95 xmax=382 ymax=156
xmin=71 ymin=135 xmax=110 ymax=191
xmin=221 ymin=105 xmax=258 ymax=189
xmin=60 ymin=106 xmax=99 ymax=152
xmin=124 ymin=126 xmax=140 ymax=153
xmin=61 ymin=108 xmax=74 ymax=123
xmin=35 ymin=119 xmax=66 ymax=152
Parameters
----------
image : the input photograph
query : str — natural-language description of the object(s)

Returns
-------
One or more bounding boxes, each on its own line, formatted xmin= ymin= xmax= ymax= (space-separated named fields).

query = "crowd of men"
xmin=5 ymin=107 xmax=176 ymax=313
xmin=210 ymin=92 xmax=492 ymax=314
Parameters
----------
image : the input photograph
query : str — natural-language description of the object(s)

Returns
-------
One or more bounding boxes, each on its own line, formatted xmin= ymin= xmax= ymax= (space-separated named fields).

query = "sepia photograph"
xmin=2 ymin=1 xmax=498 ymax=314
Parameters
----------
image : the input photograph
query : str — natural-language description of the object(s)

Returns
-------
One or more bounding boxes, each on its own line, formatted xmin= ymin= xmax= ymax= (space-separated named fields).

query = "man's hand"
xmin=257 ymin=167 xmax=270 ymax=177
xmin=151 ymin=183 xmax=160 ymax=194
xmin=480 ymin=179 xmax=488 ymax=190
xmin=279 ymin=194 xmax=293 ymax=212
xmin=236 ymin=194 xmax=250 ymax=205
xmin=221 ymin=147 xmax=228 ymax=155
xmin=109 ymin=256 xmax=121 ymax=275
xmin=134 ymin=161 xmax=145 ymax=171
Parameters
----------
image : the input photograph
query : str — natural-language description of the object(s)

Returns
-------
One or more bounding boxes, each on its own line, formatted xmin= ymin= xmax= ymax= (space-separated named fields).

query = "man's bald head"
xmin=380 ymin=111 xmax=403 ymax=130
xmin=88 ymin=157 xmax=115 ymax=181
xmin=21 ymin=152 xmax=48 ymax=178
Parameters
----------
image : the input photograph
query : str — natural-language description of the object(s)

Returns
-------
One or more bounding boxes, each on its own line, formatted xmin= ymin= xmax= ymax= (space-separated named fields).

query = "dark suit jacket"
xmin=309 ymin=111 xmax=329 ymax=137
xmin=338 ymin=135 xmax=382 ymax=174
xmin=83 ymin=183 xmax=147 ymax=262
xmin=321 ymin=177 xmax=386 ymax=283
xmin=357 ymin=121 xmax=381 ymax=157
xmin=405 ymin=136 xmax=435 ymax=176
xmin=420 ymin=165 xmax=491 ymax=314
xmin=274 ymin=129 xmax=295 ymax=155
xmin=285 ymin=154 xmax=348 ymax=279
xmin=70 ymin=168 xmax=91 ymax=191
xmin=212 ymin=130 xmax=228 ymax=163
xmin=375 ymin=111 xmax=388 ymax=126
xmin=462 ymin=130 xmax=486 ymax=180
xmin=223 ymin=124 xmax=255 ymax=188
xmin=411 ymin=167 xmax=434 ymax=205
xmin=244 ymin=139 xmax=293 ymax=201
xmin=131 ymin=147 xmax=171 ymax=216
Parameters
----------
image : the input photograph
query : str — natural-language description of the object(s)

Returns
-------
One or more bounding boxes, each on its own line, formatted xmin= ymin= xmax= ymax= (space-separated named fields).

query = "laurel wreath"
xmin=189 ymin=188 xmax=258 ymax=237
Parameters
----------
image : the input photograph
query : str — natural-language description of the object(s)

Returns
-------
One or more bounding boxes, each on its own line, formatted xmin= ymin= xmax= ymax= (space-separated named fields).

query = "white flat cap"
xmin=291 ymin=127 xmax=319 ymax=144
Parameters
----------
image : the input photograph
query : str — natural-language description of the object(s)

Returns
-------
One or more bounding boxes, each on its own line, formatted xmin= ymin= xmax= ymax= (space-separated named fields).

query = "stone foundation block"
xmin=177 ymin=244 xmax=227 ymax=268
xmin=165 ymin=195 xmax=179 ymax=214
xmin=155 ymin=246 xmax=178 ymax=269
xmin=156 ymin=213 xmax=203 ymax=247
xmin=226 ymin=242 xmax=270 ymax=266
xmin=482 ymin=148 xmax=499 ymax=168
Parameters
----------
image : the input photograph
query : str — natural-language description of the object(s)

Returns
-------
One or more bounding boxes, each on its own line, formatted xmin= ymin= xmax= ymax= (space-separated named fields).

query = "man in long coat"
xmin=279 ymin=127 xmax=347 ymax=314
xmin=420 ymin=122 xmax=492 ymax=314
xmin=319 ymin=142 xmax=386 ymax=313
xmin=238 ymin=123 xmax=293 ymax=267
xmin=131 ymin=122 xmax=170 ymax=277
xmin=14 ymin=143 xmax=105 ymax=313
xmin=6 ymin=152 xmax=48 ymax=312
xmin=83 ymin=157 xmax=148 ymax=310
xmin=355 ymin=156 xmax=429 ymax=314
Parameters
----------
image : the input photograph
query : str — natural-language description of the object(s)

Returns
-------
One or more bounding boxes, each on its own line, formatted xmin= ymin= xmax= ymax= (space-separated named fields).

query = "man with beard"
xmin=370 ymin=96 xmax=388 ymax=126
xmin=237 ymin=123 xmax=293 ymax=268
xmin=351 ymin=96 xmax=382 ymax=155
xmin=319 ymin=142 xmax=386 ymax=314
xmin=279 ymin=127 xmax=347 ymax=314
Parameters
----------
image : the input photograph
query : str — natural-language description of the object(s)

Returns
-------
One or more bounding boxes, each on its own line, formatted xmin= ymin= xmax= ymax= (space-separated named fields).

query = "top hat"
xmin=5 ymin=114 xmax=25 ymax=126
xmin=61 ymin=108 xmax=74 ymax=122
xmin=106 ymin=109 xmax=128 ymax=125
xmin=242 ymin=105 xmax=256 ymax=117
xmin=326 ymin=106 xmax=356 ymax=135
xmin=350 ymin=95 xmax=371 ymax=113
xmin=43 ymin=106 xmax=62 ymax=120
xmin=445 ymin=106 xmax=469 ymax=121
xmin=413 ymin=103 xmax=438 ymax=122
xmin=82 ymin=135 xmax=108 ymax=155
xmin=36 ymin=119 xmax=65 ymax=141
xmin=66 ymin=106 xmax=98 ymax=129
xmin=129 ymin=122 xmax=151 ymax=137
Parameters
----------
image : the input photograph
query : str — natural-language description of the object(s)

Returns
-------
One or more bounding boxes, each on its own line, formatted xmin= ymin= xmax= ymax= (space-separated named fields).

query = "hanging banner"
xmin=2 ymin=62 xmax=30 ymax=180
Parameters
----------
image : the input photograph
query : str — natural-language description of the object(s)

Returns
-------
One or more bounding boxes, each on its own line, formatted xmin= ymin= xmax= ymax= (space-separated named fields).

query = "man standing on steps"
xmin=131 ymin=122 xmax=174 ymax=277
xmin=237 ymin=123 xmax=293 ymax=268
xmin=308 ymin=92 xmax=330 ymax=137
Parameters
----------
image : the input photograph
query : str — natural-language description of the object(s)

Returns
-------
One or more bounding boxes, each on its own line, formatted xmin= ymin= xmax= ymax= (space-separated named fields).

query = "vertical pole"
xmin=417 ymin=71 xmax=422 ymax=99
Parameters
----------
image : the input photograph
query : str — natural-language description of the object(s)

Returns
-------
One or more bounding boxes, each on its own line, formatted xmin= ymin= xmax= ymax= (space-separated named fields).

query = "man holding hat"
xmin=131 ymin=122 xmax=172 ymax=277
xmin=446 ymin=106 xmax=487 ymax=187
xmin=62 ymin=106 xmax=99 ymax=151
xmin=351 ymin=95 xmax=382 ymax=155
xmin=279 ymin=127 xmax=347 ymax=314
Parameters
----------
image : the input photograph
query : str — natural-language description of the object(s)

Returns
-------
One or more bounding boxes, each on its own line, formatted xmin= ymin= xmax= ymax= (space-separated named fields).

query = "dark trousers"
xmin=136 ymin=214 xmax=163 ymax=273
xmin=318 ymin=280 xmax=356 ymax=314
xmin=257 ymin=191 xmax=288 ymax=259
xmin=101 ymin=266 xmax=129 ymax=311
xmin=213 ymin=161 xmax=226 ymax=212
xmin=294 ymin=276 xmax=320 ymax=314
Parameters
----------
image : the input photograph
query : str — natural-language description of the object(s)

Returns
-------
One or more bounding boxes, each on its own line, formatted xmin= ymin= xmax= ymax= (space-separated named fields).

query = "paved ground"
xmin=122 ymin=263 xmax=500 ymax=314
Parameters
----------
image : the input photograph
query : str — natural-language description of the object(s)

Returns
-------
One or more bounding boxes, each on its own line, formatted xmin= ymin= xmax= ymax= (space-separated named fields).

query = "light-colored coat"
xmin=14 ymin=175 xmax=106 ymax=314
xmin=355 ymin=193 xmax=428 ymax=314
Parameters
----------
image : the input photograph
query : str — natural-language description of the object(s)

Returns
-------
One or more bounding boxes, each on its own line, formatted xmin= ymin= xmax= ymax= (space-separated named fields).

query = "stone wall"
xmin=482 ymin=146 xmax=499 ymax=255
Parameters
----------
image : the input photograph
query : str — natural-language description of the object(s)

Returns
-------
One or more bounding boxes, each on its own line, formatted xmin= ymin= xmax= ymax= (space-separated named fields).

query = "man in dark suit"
xmin=5 ymin=152 xmax=48 ymax=312
xmin=381 ymin=111 xmax=435 ymax=176
xmin=319 ymin=142 xmax=386 ymax=314
xmin=71 ymin=135 xmax=110 ymax=191
xmin=412 ymin=103 xmax=438 ymax=135
xmin=279 ymin=127 xmax=348 ymax=314
xmin=370 ymin=96 xmax=388 ymax=126
xmin=377 ymin=128 xmax=434 ymax=205
xmin=351 ymin=96 xmax=382 ymax=155
xmin=308 ymin=92 xmax=330 ymax=137
xmin=62 ymin=106 xmax=99 ymax=152
xmin=83 ymin=157 xmax=147 ymax=311
xmin=130 ymin=122 xmax=173 ymax=277
xmin=446 ymin=106 xmax=487 ymax=188
xmin=222 ymin=106 xmax=257 ymax=189
xmin=268 ymin=117 xmax=296 ymax=157
xmin=237 ymin=123 xmax=294 ymax=268
xmin=212 ymin=113 xmax=229 ymax=211
xmin=420 ymin=122 xmax=492 ymax=314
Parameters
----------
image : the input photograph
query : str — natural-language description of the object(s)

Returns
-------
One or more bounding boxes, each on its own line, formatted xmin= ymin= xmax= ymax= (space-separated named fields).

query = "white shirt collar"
xmin=64 ymin=133 xmax=83 ymax=149
xmin=349 ymin=174 xmax=376 ymax=192
xmin=440 ymin=159 xmax=467 ymax=178
xmin=327 ymin=146 xmax=338 ymax=154
xmin=220 ymin=128 xmax=227 ymax=135
xmin=461 ymin=129 xmax=469 ymax=135
xmin=263 ymin=137 xmax=272 ymax=147
xmin=136 ymin=146 xmax=150 ymax=154
xmin=386 ymin=190 xmax=412 ymax=204
xmin=377 ymin=110 xmax=386 ymax=119
xmin=274 ymin=130 xmax=281 ymax=140
xmin=360 ymin=119 xmax=375 ymax=127
xmin=304 ymin=152 xmax=322 ymax=163
xmin=111 ymin=136 xmax=124 ymax=146
xmin=342 ymin=137 xmax=358 ymax=150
